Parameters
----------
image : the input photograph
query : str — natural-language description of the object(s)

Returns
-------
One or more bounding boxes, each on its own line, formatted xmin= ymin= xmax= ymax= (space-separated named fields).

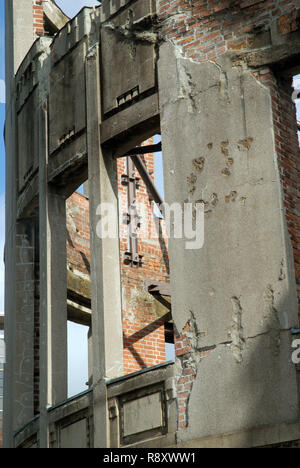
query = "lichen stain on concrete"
xmin=221 ymin=167 xmax=231 ymax=177
xmin=192 ymin=157 xmax=205 ymax=173
xmin=225 ymin=191 xmax=237 ymax=203
xmin=220 ymin=140 xmax=229 ymax=156
xmin=210 ymin=193 xmax=218 ymax=207
xmin=238 ymin=137 xmax=254 ymax=151
xmin=231 ymin=296 xmax=245 ymax=363
xmin=187 ymin=172 xmax=197 ymax=194
xmin=195 ymin=193 xmax=217 ymax=215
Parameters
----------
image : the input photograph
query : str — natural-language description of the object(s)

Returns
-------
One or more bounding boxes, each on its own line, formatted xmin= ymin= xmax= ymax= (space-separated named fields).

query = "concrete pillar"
xmin=39 ymin=103 xmax=68 ymax=447
xmin=88 ymin=327 xmax=93 ymax=388
xmin=14 ymin=220 xmax=36 ymax=428
xmin=4 ymin=0 xmax=35 ymax=448
xmin=86 ymin=44 xmax=124 ymax=448
xmin=158 ymin=43 xmax=300 ymax=445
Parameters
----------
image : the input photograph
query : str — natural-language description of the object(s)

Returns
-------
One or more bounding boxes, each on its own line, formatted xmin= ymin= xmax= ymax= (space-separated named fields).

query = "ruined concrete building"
xmin=4 ymin=0 xmax=300 ymax=448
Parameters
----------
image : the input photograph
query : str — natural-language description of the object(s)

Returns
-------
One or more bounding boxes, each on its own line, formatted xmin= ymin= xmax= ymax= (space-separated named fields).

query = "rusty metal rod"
xmin=122 ymin=142 xmax=162 ymax=157
xmin=130 ymin=155 xmax=164 ymax=207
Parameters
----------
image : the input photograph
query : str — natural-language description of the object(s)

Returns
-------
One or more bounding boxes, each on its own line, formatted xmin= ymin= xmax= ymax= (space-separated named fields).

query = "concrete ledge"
xmin=44 ymin=0 xmax=69 ymax=32
xmin=176 ymin=420 xmax=300 ymax=448
xmin=13 ymin=415 xmax=39 ymax=448
xmin=107 ymin=362 xmax=175 ymax=398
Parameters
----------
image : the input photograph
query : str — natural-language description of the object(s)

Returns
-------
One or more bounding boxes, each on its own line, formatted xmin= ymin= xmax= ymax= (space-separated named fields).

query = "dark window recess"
xmin=43 ymin=14 xmax=59 ymax=36
xmin=164 ymin=322 xmax=174 ymax=344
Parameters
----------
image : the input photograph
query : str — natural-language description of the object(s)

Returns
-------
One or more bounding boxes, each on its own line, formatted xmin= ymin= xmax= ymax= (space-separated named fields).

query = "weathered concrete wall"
xmin=253 ymin=69 xmax=300 ymax=320
xmin=158 ymin=41 xmax=299 ymax=444
xmin=4 ymin=0 xmax=36 ymax=448
xmin=6 ymin=0 xmax=300 ymax=449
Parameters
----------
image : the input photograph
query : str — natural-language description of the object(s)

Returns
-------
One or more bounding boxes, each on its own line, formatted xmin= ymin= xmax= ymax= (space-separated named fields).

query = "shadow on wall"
xmin=177 ymin=286 xmax=300 ymax=447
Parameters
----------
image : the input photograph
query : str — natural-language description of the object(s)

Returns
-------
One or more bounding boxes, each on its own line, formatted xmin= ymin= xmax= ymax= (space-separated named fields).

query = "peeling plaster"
xmin=230 ymin=296 xmax=245 ymax=363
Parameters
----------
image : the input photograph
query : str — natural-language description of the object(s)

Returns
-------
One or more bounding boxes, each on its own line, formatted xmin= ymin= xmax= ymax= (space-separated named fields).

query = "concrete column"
xmin=39 ymin=103 xmax=68 ymax=447
xmin=158 ymin=42 xmax=299 ymax=446
xmin=88 ymin=327 xmax=93 ymax=388
xmin=13 ymin=220 xmax=36 ymax=429
xmin=4 ymin=0 xmax=35 ymax=448
xmin=86 ymin=44 xmax=124 ymax=448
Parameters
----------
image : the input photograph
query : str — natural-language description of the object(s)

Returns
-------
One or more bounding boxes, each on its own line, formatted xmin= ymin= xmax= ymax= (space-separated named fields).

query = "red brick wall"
xmin=158 ymin=0 xmax=299 ymax=61
xmin=118 ymin=140 xmax=169 ymax=374
xmin=66 ymin=192 xmax=91 ymax=278
xmin=32 ymin=0 xmax=44 ymax=38
xmin=66 ymin=144 xmax=170 ymax=375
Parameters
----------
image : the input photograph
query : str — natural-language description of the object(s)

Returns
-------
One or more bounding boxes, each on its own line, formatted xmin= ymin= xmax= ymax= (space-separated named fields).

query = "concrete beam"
xmin=43 ymin=0 xmax=69 ymax=32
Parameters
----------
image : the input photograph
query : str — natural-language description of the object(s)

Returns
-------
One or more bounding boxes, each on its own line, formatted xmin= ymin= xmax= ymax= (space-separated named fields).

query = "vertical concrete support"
xmin=39 ymin=103 xmax=68 ymax=447
xmin=88 ymin=327 xmax=93 ymax=388
xmin=14 ymin=220 xmax=36 ymax=429
xmin=86 ymin=44 xmax=124 ymax=448
xmin=4 ymin=0 xmax=35 ymax=448
xmin=158 ymin=43 xmax=299 ymax=445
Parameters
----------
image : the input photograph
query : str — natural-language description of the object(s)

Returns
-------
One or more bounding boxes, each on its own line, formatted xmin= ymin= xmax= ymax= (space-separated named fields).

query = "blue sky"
xmin=56 ymin=0 xmax=98 ymax=17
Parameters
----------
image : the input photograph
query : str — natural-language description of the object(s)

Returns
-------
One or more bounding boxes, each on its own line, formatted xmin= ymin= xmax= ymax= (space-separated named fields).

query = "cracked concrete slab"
xmin=177 ymin=330 xmax=298 ymax=444
xmin=158 ymin=42 xmax=299 ymax=438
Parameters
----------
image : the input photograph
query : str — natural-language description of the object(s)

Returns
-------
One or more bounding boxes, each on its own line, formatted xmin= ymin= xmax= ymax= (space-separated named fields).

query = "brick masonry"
xmin=117 ymin=140 xmax=169 ymax=374
xmin=32 ymin=0 xmax=44 ymax=38
xmin=66 ymin=143 xmax=170 ymax=376
xmin=66 ymin=192 xmax=91 ymax=278
xmin=158 ymin=0 xmax=300 ymax=61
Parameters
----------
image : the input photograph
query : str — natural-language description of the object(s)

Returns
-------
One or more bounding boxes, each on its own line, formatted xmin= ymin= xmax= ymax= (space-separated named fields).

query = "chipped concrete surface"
xmin=231 ymin=297 xmax=245 ymax=363
xmin=158 ymin=41 xmax=299 ymax=440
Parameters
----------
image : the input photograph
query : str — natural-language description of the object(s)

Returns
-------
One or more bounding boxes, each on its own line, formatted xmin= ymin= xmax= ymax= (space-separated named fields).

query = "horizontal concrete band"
xmin=176 ymin=420 xmax=300 ymax=449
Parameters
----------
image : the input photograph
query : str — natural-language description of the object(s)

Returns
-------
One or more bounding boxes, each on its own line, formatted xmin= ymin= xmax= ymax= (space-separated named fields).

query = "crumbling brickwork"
xmin=66 ymin=145 xmax=170 ymax=376
xmin=158 ymin=0 xmax=300 ymax=61
xmin=32 ymin=0 xmax=44 ymax=38
xmin=175 ymin=321 xmax=213 ymax=429
xmin=66 ymin=192 xmax=91 ymax=278
xmin=118 ymin=142 xmax=169 ymax=374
